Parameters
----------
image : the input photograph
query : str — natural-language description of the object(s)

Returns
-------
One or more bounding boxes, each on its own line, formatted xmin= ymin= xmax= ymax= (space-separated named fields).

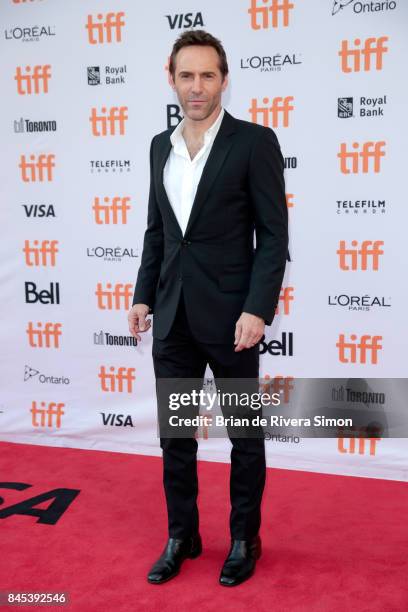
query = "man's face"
xmin=169 ymin=45 xmax=228 ymax=122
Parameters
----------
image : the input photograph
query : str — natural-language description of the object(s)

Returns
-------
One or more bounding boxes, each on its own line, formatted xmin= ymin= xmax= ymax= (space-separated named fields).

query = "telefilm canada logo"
xmin=336 ymin=198 xmax=386 ymax=215
xmin=89 ymin=159 xmax=131 ymax=173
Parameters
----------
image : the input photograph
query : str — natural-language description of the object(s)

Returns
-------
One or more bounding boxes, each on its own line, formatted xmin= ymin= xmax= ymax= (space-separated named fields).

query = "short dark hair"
xmin=169 ymin=30 xmax=229 ymax=80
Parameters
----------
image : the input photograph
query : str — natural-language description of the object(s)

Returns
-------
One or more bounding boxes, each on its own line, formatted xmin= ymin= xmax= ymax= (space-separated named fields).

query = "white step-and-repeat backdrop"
xmin=1 ymin=0 xmax=407 ymax=481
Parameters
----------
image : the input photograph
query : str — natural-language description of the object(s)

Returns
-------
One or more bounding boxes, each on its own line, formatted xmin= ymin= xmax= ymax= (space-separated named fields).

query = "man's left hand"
xmin=234 ymin=312 xmax=265 ymax=352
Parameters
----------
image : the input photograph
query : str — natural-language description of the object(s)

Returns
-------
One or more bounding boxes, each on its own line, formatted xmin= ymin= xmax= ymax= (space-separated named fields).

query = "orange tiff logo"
xmin=336 ymin=334 xmax=382 ymax=365
xmin=248 ymin=0 xmax=294 ymax=29
xmin=338 ymin=141 xmax=385 ymax=174
xmin=23 ymin=240 xmax=58 ymax=266
xmin=90 ymin=107 xmax=128 ymax=136
xmin=337 ymin=240 xmax=384 ymax=271
xmin=261 ymin=375 xmax=294 ymax=404
xmin=339 ymin=36 xmax=388 ymax=73
xmin=19 ymin=153 xmax=55 ymax=182
xmin=14 ymin=65 xmax=51 ymax=94
xmin=26 ymin=322 xmax=62 ymax=348
xmin=93 ymin=196 xmax=131 ymax=224
xmin=249 ymin=96 xmax=294 ymax=127
xmin=30 ymin=401 xmax=65 ymax=428
xmin=95 ymin=283 xmax=133 ymax=310
xmin=98 ymin=366 xmax=136 ymax=393
xmin=338 ymin=433 xmax=381 ymax=456
xmin=275 ymin=287 xmax=294 ymax=315
xmin=286 ymin=193 xmax=294 ymax=208
xmin=85 ymin=12 xmax=125 ymax=44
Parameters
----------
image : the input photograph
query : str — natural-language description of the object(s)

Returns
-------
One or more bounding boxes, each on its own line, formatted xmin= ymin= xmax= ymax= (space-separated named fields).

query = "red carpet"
xmin=0 ymin=441 xmax=407 ymax=612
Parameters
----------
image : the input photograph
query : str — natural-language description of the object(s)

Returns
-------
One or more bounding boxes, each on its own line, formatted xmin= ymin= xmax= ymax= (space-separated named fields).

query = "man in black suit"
xmin=128 ymin=30 xmax=288 ymax=586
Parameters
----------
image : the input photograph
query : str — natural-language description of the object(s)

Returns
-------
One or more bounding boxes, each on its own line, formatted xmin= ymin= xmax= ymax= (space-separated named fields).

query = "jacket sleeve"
xmin=132 ymin=136 xmax=164 ymax=311
xmin=242 ymin=127 xmax=289 ymax=325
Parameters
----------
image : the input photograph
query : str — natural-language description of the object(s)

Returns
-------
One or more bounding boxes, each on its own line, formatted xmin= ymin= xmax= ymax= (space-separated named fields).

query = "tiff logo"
xmin=19 ymin=154 xmax=55 ymax=182
xmin=260 ymin=375 xmax=294 ymax=404
xmin=336 ymin=334 xmax=382 ymax=364
xmin=249 ymin=96 xmax=294 ymax=127
xmin=248 ymin=0 xmax=294 ymax=29
xmin=337 ymin=141 xmax=385 ymax=174
xmin=275 ymin=287 xmax=294 ymax=315
xmin=339 ymin=36 xmax=388 ymax=73
xmin=23 ymin=240 xmax=58 ymax=266
xmin=26 ymin=322 xmax=62 ymax=348
xmin=338 ymin=434 xmax=381 ymax=456
xmin=85 ymin=12 xmax=125 ymax=44
xmin=92 ymin=196 xmax=131 ymax=224
xmin=95 ymin=283 xmax=133 ymax=310
xmin=337 ymin=240 xmax=384 ymax=271
xmin=30 ymin=401 xmax=64 ymax=428
xmin=98 ymin=366 xmax=136 ymax=393
xmin=14 ymin=65 xmax=51 ymax=94
xmin=90 ymin=106 xmax=128 ymax=136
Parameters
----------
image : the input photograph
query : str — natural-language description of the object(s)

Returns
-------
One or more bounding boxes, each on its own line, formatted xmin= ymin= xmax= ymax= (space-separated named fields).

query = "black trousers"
xmin=152 ymin=289 xmax=266 ymax=540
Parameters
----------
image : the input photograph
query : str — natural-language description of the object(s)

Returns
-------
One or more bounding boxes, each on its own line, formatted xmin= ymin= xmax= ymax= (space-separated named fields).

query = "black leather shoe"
xmin=219 ymin=535 xmax=262 ymax=587
xmin=147 ymin=533 xmax=202 ymax=584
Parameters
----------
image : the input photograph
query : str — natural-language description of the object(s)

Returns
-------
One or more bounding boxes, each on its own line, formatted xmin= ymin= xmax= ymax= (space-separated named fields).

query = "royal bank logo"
xmin=338 ymin=95 xmax=387 ymax=118
xmin=332 ymin=0 xmax=397 ymax=15
xmin=87 ymin=65 xmax=127 ymax=86
xmin=338 ymin=97 xmax=353 ymax=118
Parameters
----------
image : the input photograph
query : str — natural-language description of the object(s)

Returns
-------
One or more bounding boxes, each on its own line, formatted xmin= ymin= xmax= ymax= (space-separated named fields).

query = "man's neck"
xmin=182 ymin=105 xmax=222 ymax=141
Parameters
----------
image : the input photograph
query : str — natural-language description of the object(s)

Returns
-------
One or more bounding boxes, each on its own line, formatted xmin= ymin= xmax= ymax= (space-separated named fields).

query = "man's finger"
xmin=234 ymin=322 xmax=243 ymax=345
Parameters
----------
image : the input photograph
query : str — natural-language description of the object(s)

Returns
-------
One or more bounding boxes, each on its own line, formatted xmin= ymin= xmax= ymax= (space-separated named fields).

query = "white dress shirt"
xmin=163 ymin=107 xmax=225 ymax=236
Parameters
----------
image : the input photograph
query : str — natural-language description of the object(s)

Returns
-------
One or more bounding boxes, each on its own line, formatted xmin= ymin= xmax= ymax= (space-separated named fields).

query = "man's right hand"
xmin=128 ymin=303 xmax=151 ymax=341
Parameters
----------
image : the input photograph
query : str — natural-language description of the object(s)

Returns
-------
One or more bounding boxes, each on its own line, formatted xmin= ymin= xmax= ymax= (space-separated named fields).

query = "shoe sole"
xmin=219 ymin=549 xmax=261 ymax=587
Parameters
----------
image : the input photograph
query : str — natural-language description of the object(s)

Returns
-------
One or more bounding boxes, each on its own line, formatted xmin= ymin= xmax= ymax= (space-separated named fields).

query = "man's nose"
xmin=191 ymin=76 xmax=203 ymax=93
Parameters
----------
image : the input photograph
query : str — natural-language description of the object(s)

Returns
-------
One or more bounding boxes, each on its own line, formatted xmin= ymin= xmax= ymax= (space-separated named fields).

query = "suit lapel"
xmin=156 ymin=109 xmax=237 ymax=237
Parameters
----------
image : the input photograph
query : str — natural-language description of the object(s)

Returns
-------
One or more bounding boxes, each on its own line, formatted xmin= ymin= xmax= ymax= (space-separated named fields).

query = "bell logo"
xmin=338 ymin=435 xmax=381 ymax=456
xmin=26 ymin=322 xmax=62 ymax=348
xmin=19 ymin=154 xmax=55 ymax=182
xmin=339 ymin=36 xmax=388 ymax=73
xmin=337 ymin=141 xmax=386 ymax=174
xmin=23 ymin=240 xmax=59 ymax=266
xmin=92 ymin=196 xmax=131 ymax=224
xmin=249 ymin=96 xmax=294 ymax=127
xmin=98 ymin=366 xmax=136 ymax=393
xmin=336 ymin=334 xmax=382 ymax=364
xmin=95 ymin=283 xmax=133 ymax=310
xmin=261 ymin=375 xmax=294 ymax=404
xmin=14 ymin=65 xmax=51 ymax=95
xmin=85 ymin=12 xmax=125 ymax=45
xmin=275 ymin=287 xmax=294 ymax=315
xmin=248 ymin=0 xmax=294 ymax=29
xmin=30 ymin=401 xmax=65 ymax=428
xmin=337 ymin=240 xmax=384 ymax=271
xmin=90 ymin=106 xmax=128 ymax=136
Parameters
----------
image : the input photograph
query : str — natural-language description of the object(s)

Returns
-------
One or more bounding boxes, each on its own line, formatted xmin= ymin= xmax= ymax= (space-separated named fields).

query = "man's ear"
xmin=221 ymin=74 xmax=229 ymax=92
xmin=168 ymin=71 xmax=176 ymax=90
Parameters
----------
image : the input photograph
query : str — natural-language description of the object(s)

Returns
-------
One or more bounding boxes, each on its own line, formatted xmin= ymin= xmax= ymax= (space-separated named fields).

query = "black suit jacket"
xmin=132 ymin=109 xmax=288 ymax=344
